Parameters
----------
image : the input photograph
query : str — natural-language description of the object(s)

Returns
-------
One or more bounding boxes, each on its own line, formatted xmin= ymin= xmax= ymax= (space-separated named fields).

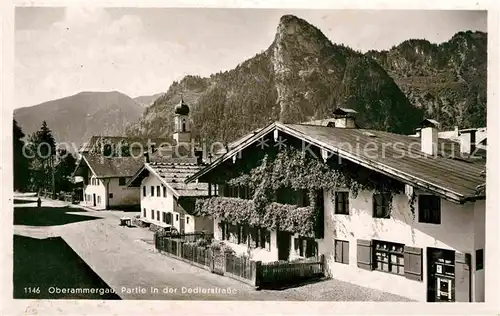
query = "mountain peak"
xmin=275 ymin=14 xmax=328 ymax=44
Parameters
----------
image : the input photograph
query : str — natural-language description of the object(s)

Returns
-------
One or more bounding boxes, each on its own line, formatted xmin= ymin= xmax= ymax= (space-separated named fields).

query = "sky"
xmin=14 ymin=8 xmax=487 ymax=108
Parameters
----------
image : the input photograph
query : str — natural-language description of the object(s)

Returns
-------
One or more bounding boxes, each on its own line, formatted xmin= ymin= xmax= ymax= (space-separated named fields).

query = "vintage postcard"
xmin=3 ymin=0 xmax=499 ymax=315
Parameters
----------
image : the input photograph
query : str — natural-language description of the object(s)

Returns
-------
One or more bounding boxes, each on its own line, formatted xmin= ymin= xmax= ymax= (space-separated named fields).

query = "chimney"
xmin=419 ymin=119 xmax=440 ymax=156
xmin=143 ymin=150 xmax=150 ymax=163
xmin=332 ymin=108 xmax=357 ymax=128
xmin=195 ymin=150 xmax=204 ymax=165
xmin=459 ymin=129 xmax=477 ymax=155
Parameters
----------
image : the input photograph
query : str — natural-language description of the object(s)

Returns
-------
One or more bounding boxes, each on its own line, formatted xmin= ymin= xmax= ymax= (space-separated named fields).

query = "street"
xmin=13 ymin=196 xmax=413 ymax=301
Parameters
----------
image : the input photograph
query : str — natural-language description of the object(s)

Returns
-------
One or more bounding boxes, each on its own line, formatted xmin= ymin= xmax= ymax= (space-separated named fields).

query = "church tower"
xmin=173 ymin=97 xmax=191 ymax=144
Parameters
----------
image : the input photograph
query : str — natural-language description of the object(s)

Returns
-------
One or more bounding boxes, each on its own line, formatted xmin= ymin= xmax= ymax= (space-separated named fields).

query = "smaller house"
xmin=73 ymin=135 xmax=175 ymax=210
xmin=72 ymin=153 xmax=144 ymax=210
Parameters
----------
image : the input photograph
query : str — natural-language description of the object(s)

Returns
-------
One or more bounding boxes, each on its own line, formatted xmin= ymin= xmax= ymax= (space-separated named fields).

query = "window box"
xmin=373 ymin=240 xmax=405 ymax=276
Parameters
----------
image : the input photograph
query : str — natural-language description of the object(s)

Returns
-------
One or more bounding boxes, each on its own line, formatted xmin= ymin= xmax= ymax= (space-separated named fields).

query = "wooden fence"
xmin=259 ymin=255 xmax=325 ymax=287
xmin=154 ymin=234 xmax=325 ymax=289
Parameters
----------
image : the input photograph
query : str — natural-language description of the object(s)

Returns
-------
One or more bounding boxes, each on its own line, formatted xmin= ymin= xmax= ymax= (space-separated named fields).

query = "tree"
xmin=28 ymin=121 xmax=57 ymax=194
xmin=54 ymin=148 xmax=77 ymax=193
xmin=13 ymin=119 xmax=30 ymax=192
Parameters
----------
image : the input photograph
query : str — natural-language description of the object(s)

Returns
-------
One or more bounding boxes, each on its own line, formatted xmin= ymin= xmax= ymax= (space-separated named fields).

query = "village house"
xmin=125 ymin=99 xmax=213 ymax=233
xmin=185 ymin=108 xmax=486 ymax=303
xmin=72 ymin=136 xmax=172 ymax=210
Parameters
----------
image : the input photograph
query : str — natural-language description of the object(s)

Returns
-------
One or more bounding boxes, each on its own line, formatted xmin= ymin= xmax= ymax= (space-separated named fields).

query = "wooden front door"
xmin=427 ymin=247 xmax=455 ymax=302
xmin=277 ymin=230 xmax=291 ymax=261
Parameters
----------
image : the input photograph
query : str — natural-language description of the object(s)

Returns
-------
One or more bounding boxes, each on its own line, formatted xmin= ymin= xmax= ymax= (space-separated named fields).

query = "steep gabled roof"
xmin=73 ymin=153 xmax=144 ymax=178
xmin=79 ymin=135 xmax=174 ymax=153
xmin=186 ymin=122 xmax=486 ymax=204
xmin=127 ymin=160 xmax=209 ymax=199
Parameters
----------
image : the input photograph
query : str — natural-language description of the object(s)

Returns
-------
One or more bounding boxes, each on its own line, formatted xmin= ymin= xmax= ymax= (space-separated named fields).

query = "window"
xmin=109 ymin=193 xmax=113 ymax=199
xmin=277 ymin=187 xmax=310 ymax=206
xmin=119 ymin=177 xmax=127 ymax=186
xmin=238 ymin=225 xmax=248 ymax=244
xmin=373 ymin=193 xmax=391 ymax=218
xmin=143 ymin=208 xmax=146 ymax=217
xmin=176 ymin=214 xmax=179 ymax=221
xmin=224 ymin=223 xmax=239 ymax=244
xmin=224 ymin=185 xmax=253 ymax=199
xmin=476 ymin=249 xmax=484 ymax=271
xmin=418 ymin=195 xmax=441 ymax=224
xmin=294 ymin=237 xmax=318 ymax=258
xmin=157 ymin=210 xmax=160 ymax=221
xmin=151 ymin=186 xmax=154 ymax=196
xmin=373 ymin=240 xmax=404 ymax=275
xmin=156 ymin=186 xmax=160 ymax=197
xmin=334 ymin=240 xmax=349 ymax=264
xmin=97 ymin=196 xmax=101 ymax=204
xmin=163 ymin=186 xmax=167 ymax=197
xmin=162 ymin=212 xmax=172 ymax=225
xmin=186 ymin=216 xmax=190 ymax=224
xmin=151 ymin=210 xmax=154 ymax=220
xmin=248 ymin=227 xmax=270 ymax=249
xmin=143 ymin=186 xmax=146 ymax=197
xmin=335 ymin=191 xmax=349 ymax=215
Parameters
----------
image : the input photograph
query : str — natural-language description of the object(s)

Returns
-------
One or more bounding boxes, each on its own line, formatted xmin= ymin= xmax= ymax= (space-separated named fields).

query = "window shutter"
xmin=314 ymin=190 xmax=325 ymax=239
xmin=342 ymin=241 xmax=350 ymax=264
xmin=249 ymin=227 xmax=257 ymax=248
xmin=403 ymin=246 xmax=423 ymax=281
xmin=455 ymin=252 xmax=471 ymax=302
xmin=335 ymin=240 xmax=342 ymax=263
xmin=357 ymin=239 xmax=373 ymax=270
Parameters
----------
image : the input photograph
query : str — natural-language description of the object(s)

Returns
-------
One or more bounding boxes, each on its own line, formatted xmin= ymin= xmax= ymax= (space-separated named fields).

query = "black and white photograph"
xmin=4 ymin=1 xmax=499 ymax=314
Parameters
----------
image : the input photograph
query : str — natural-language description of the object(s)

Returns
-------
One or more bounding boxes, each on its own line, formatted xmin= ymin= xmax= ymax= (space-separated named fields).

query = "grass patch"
xmin=13 ymin=234 xmax=121 ymax=299
xmin=13 ymin=199 xmax=36 ymax=205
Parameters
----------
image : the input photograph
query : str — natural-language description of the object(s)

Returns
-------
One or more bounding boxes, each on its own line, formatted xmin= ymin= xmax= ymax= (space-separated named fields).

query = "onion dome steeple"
xmin=174 ymin=96 xmax=190 ymax=115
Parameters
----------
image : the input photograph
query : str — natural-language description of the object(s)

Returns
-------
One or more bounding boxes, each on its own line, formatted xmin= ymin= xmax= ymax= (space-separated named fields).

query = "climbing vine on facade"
xmin=196 ymin=147 xmax=409 ymax=236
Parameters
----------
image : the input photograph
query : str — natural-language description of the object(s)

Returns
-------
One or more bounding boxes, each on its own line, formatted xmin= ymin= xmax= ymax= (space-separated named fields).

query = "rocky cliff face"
xmin=366 ymin=31 xmax=487 ymax=129
xmin=269 ymin=15 xmax=421 ymax=132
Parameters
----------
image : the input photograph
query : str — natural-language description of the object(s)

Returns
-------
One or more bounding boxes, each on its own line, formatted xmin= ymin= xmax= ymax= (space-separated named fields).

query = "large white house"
xmin=186 ymin=109 xmax=486 ymax=303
